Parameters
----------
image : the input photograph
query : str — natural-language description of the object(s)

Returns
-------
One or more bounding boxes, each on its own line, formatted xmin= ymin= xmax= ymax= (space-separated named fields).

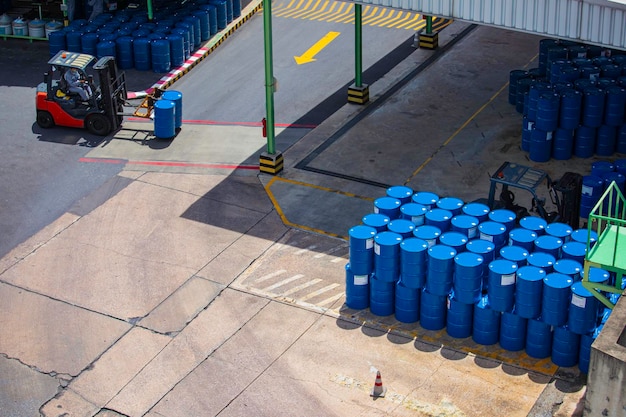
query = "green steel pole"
xmin=263 ymin=0 xmax=276 ymax=154
xmin=426 ymin=15 xmax=433 ymax=34
xmin=147 ymin=0 xmax=154 ymax=21
xmin=355 ymin=4 xmax=362 ymax=87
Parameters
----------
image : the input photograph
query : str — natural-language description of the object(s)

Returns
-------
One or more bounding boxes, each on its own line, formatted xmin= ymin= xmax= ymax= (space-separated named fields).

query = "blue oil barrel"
xmin=154 ymin=99 xmax=176 ymax=139
xmin=345 ymin=264 xmax=369 ymax=310
xmin=581 ymin=65 xmax=601 ymax=81
xmin=462 ymin=202 xmax=490 ymax=223
xmin=426 ymin=244 xmax=456 ymax=296
xmin=552 ymin=326 xmax=580 ymax=367
xmin=387 ymin=219 xmax=415 ymax=239
xmin=167 ymin=33 xmax=185 ymax=67
xmin=567 ymin=44 xmax=588 ymax=60
xmin=48 ymin=29 xmax=66 ymax=57
xmin=81 ymin=32 xmax=99 ymax=55
xmin=515 ymin=265 xmax=546 ymax=319
xmin=232 ymin=0 xmax=241 ymax=17
xmin=446 ymin=294 xmax=473 ymax=338
xmin=553 ymin=259 xmax=582 ymax=281
xmin=516 ymin=77 xmax=533 ymax=113
xmin=570 ymin=228 xmax=597 ymax=246
xmin=478 ymin=221 xmax=508 ymax=251
xmin=559 ymin=88 xmax=582 ymax=129
xmin=450 ymin=215 xmax=479 ymax=239
xmin=413 ymin=225 xmax=441 ymax=249
xmin=552 ymin=128 xmax=574 ymax=160
xmin=395 ymin=280 xmax=420 ymax=323
xmin=542 ymin=273 xmax=573 ymax=326
xmin=473 ymin=296 xmax=500 ymax=345
xmin=488 ymin=209 xmax=516 ymax=233
xmin=200 ymin=4 xmax=218 ymax=35
xmin=527 ymin=252 xmax=556 ymax=274
xmin=519 ymin=216 xmax=547 ymax=236
xmin=193 ymin=9 xmax=210 ymax=41
xmin=487 ymin=259 xmax=518 ymax=312
xmin=591 ymin=160 xmax=615 ymax=177
xmin=175 ymin=22 xmax=195 ymax=54
xmin=604 ymin=85 xmax=626 ymax=126
xmin=96 ymin=40 xmax=116 ymax=59
xmin=619 ymin=126 xmax=626 ymax=153
xmin=560 ymin=241 xmax=587 ymax=264
xmin=412 ymin=191 xmax=439 ymax=209
xmin=369 ymin=275 xmax=394 ymax=316
xmin=386 ymin=185 xmax=413 ymax=205
xmin=436 ymin=197 xmax=464 ymax=216
xmin=616 ymin=158 xmax=626 ymax=175
xmin=534 ymin=235 xmax=563 ymax=259
xmin=602 ymin=171 xmax=626 ymax=194
xmin=210 ymin=0 xmax=228 ymax=29
xmin=529 ymin=127 xmax=552 ymax=162
xmin=362 ymin=213 xmax=390 ymax=233
xmin=373 ymin=196 xmax=401 ymax=219
xmin=549 ymin=59 xmax=570 ymax=84
xmin=400 ymin=238 xmax=428 ymax=289
xmin=98 ymin=32 xmax=117 ymax=43
xmin=184 ymin=15 xmax=201 ymax=48
xmin=425 ymin=208 xmax=453 ymax=233
xmin=499 ymin=245 xmax=529 ymax=268
xmin=499 ymin=311 xmax=527 ymax=351
xmin=538 ymin=39 xmax=561 ymax=75
xmin=579 ymin=175 xmax=604 ymax=218
xmin=579 ymin=329 xmax=599 ymax=374
xmin=601 ymin=63 xmax=621 ymax=79
xmin=420 ymin=288 xmax=447 ymax=330
xmin=508 ymin=70 xmax=527 ymax=104
xmin=147 ymin=32 xmax=164 ymax=41
xmin=568 ymin=281 xmax=600 ymax=335
xmin=545 ymin=222 xmax=573 ymax=242
xmin=131 ymin=28 xmax=150 ymax=38
xmin=521 ymin=117 xmax=533 ymax=151
xmin=558 ymin=65 xmax=580 ymax=83
xmin=526 ymin=318 xmax=553 ymax=358
xmin=133 ymin=37 xmax=151 ymax=71
xmin=170 ymin=27 xmax=191 ymax=60
xmin=466 ymin=239 xmax=496 ymax=288
xmin=115 ymin=36 xmax=134 ymax=69
xmin=582 ymin=87 xmax=606 ymax=127
xmin=400 ymin=203 xmax=427 ymax=226
xmin=225 ymin=0 xmax=233 ymax=22
xmin=374 ymin=231 xmax=402 ymax=283
xmin=439 ymin=230 xmax=469 ymax=255
xmin=453 ymin=251 xmax=484 ymax=304
xmin=527 ymin=82 xmax=552 ymax=122
xmin=596 ymin=125 xmax=617 ymax=156
xmin=348 ymin=225 xmax=376 ymax=275
xmin=535 ymin=92 xmax=560 ymax=131
xmin=508 ymin=228 xmax=538 ymax=252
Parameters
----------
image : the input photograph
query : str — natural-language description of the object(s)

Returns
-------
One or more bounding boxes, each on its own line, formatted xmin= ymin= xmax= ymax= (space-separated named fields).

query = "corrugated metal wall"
xmin=354 ymin=0 xmax=626 ymax=50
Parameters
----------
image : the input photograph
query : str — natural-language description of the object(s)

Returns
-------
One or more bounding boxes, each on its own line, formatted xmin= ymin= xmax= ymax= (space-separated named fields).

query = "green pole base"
xmin=348 ymin=83 xmax=369 ymax=105
xmin=418 ymin=32 xmax=439 ymax=50
xmin=260 ymin=151 xmax=284 ymax=175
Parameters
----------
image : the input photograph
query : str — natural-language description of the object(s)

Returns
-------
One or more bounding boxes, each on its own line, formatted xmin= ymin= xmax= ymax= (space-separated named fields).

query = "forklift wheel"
xmin=36 ymin=111 xmax=55 ymax=129
xmin=86 ymin=113 xmax=112 ymax=136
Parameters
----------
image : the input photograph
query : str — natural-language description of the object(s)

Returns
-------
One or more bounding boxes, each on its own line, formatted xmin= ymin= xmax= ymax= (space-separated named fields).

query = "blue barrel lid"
xmin=451 ymin=214 xmax=479 ymax=229
xmin=499 ymin=245 xmax=529 ymax=262
xmin=478 ymin=221 xmax=507 ymax=237
xmin=509 ymin=227 xmax=538 ymax=243
xmin=591 ymin=160 xmax=615 ymax=174
xmin=425 ymin=208 xmax=452 ymax=222
xmin=571 ymin=281 xmax=594 ymax=298
xmin=436 ymin=197 xmax=464 ymax=212
xmin=386 ymin=185 xmax=413 ymax=201
xmin=388 ymin=219 xmax=416 ymax=235
xmin=466 ymin=238 xmax=495 ymax=254
xmin=581 ymin=267 xmax=610 ymax=283
xmin=428 ymin=244 xmax=457 ymax=260
xmin=374 ymin=196 xmax=401 ymax=212
xmin=400 ymin=238 xmax=428 ymax=253
xmin=602 ymin=171 xmax=625 ymax=185
xmin=455 ymin=251 xmax=483 ymax=267
xmin=155 ymin=99 xmax=175 ymax=110
xmin=400 ymin=203 xmax=428 ymax=218
xmin=554 ymin=259 xmax=583 ymax=276
xmin=348 ymin=224 xmax=377 ymax=240
xmin=534 ymin=234 xmax=563 ymax=250
xmin=374 ymin=231 xmax=403 ymax=246
xmin=488 ymin=209 xmax=516 ymax=225
xmin=571 ymin=229 xmax=597 ymax=245
xmin=462 ymin=202 xmax=490 ymax=219
xmin=489 ymin=259 xmax=518 ymax=275
xmin=517 ymin=265 xmax=546 ymax=282
xmin=545 ymin=222 xmax=573 ymax=239
xmin=582 ymin=175 xmax=604 ymax=188
xmin=519 ymin=216 xmax=547 ymax=233
xmin=412 ymin=191 xmax=439 ymax=207
xmin=362 ymin=213 xmax=390 ymax=229
xmin=413 ymin=225 xmax=442 ymax=240
xmin=439 ymin=231 xmax=468 ymax=248
xmin=615 ymin=159 xmax=626 ymax=172
xmin=561 ymin=241 xmax=587 ymax=257
xmin=543 ymin=272 xmax=573 ymax=289
xmin=162 ymin=90 xmax=183 ymax=100
xmin=527 ymin=252 xmax=556 ymax=268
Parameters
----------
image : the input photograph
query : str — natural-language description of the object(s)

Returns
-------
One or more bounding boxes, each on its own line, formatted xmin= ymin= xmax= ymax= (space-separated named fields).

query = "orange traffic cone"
xmin=370 ymin=370 xmax=386 ymax=398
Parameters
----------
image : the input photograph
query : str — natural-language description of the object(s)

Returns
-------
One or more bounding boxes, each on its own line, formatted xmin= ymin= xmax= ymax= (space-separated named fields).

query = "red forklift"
xmin=36 ymin=50 xmax=154 ymax=136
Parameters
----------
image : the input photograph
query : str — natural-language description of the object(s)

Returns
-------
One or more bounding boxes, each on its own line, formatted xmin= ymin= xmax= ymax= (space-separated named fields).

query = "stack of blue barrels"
xmin=579 ymin=159 xmax=626 ymax=218
xmin=510 ymin=39 xmax=626 ymax=162
xmin=48 ymin=0 xmax=241 ymax=72
xmin=346 ymin=185 xmax=621 ymax=371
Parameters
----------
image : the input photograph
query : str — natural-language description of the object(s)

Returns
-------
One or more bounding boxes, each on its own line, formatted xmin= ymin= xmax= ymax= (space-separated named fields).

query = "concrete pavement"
xmin=0 ymin=13 xmax=595 ymax=417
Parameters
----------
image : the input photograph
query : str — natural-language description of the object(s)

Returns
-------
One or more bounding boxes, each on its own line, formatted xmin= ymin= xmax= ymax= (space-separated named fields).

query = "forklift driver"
xmin=64 ymin=67 xmax=93 ymax=102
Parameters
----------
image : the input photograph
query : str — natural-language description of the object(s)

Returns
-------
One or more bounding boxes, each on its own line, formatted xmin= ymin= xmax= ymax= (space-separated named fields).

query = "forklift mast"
xmin=93 ymin=56 xmax=127 ymax=132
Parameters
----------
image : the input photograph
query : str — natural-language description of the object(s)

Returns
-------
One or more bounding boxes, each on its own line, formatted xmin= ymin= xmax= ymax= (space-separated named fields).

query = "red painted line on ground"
xmin=124 ymin=117 xmax=317 ymax=129
xmin=79 ymin=157 xmax=127 ymax=164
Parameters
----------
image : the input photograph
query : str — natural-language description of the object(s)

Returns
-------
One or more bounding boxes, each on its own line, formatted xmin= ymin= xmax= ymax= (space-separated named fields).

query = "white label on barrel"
xmin=581 ymin=185 xmax=593 ymax=196
xmin=468 ymin=226 xmax=478 ymax=239
xmin=527 ymin=120 xmax=534 ymax=129
xmin=354 ymin=274 xmax=368 ymax=285
xmin=501 ymin=273 xmax=516 ymax=286
xmin=374 ymin=243 xmax=380 ymax=255
xmin=366 ymin=238 xmax=374 ymax=250
xmin=572 ymin=294 xmax=586 ymax=308
xmin=480 ymin=232 xmax=494 ymax=242
xmin=374 ymin=207 xmax=380 ymax=214
xmin=447 ymin=297 xmax=451 ymax=309
xmin=412 ymin=215 xmax=425 ymax=225
xmin=508 ymin=237 xmax=513 ymax=246
xmin=427 ymin=239 xmax=436 ymax=248
xmin=546 ymin=131 xmax=553 ymax=141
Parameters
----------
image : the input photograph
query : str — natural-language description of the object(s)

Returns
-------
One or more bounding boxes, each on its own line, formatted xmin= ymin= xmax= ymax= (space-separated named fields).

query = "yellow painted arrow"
xmin=294 ymin=31 xmax=340 ymax=65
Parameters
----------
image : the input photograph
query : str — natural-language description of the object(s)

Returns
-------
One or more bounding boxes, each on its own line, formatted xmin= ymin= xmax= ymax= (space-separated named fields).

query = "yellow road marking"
xmin=294 ymin=31 xmax=341 ymax=65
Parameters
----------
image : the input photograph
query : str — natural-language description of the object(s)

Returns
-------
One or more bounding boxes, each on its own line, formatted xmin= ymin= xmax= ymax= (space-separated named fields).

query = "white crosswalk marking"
xmin=262 ymin=274 xmax=306 ymax=291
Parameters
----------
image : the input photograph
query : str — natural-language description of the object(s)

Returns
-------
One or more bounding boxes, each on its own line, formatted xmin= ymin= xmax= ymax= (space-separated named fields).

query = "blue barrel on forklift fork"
xmin=162 ymin=90 xmax=183 ymax=129
xmin=154 ymin=99 xmax=176 ymax=139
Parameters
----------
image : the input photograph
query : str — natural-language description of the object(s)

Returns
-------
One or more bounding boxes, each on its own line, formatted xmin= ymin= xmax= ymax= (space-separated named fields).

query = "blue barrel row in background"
xmin=579 ymin=159 xmax=626 ymax=218
xmin=511 ymin=39 xmax=626 ymax=162
xmin=346 ymin=185 xmax=621 ymax=371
